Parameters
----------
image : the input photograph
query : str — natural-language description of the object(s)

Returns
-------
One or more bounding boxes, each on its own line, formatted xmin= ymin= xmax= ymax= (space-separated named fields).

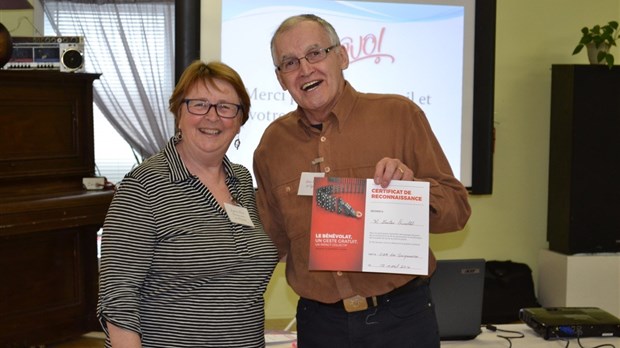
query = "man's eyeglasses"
xmin=182 ymin=99 xmax=242 ymax=119
xmin=277 ymin=45 xmax=339 ymax=73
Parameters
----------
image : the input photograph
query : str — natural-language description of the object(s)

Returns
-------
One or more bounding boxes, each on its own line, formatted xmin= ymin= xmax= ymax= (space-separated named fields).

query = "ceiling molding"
xmin=0 ymin=0 xmax=33 ymax=10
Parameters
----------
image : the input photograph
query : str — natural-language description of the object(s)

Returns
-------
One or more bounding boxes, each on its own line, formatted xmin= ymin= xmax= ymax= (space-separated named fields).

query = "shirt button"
xmin=324 ymin=167 xmax=331 ymax=173
xmin=336 ymin=271 xmax=343 ymax=276
xmin=320 ymin=136 xmax=327 ymax=142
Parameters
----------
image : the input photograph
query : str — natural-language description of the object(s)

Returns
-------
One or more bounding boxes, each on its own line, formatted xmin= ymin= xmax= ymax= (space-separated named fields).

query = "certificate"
xmin=309 ymin=177 xmax=429 ymax=275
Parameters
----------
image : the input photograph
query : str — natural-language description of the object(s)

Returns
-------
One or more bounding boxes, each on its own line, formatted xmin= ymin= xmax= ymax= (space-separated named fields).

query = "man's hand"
xmin=374 ymin=157 xmax=413 ymax=188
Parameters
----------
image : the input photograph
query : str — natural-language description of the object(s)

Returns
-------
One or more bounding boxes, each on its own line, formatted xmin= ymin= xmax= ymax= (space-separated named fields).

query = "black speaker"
xmin=59 ymin=42 xmax=84 ymax=72
xmin=547 ymin=64 xmax=620 ymax=254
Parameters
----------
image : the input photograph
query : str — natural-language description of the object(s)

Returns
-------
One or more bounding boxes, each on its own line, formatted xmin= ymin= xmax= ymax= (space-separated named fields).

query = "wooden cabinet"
xmin=547 ymin=65 xmax=620 ymax=254
xmin=0 ymin=71 xmax=114 ymax=346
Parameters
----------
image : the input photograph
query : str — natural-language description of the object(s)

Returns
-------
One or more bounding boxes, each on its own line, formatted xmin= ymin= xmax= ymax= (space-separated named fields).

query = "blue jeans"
xmin=296 ymin=280 xmax=440 ymax=348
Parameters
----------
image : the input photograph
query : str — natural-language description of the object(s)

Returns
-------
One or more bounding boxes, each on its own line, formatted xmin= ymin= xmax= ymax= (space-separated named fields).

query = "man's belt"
xmin=316 ymin=276 xmax=429 ymax=313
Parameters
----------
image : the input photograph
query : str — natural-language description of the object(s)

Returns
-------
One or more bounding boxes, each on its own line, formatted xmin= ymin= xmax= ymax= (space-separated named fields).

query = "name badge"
xmin=298 ymin=172 xmax=325 ymax=196
xmin=224 ymin=203 xmax=255 ymax=227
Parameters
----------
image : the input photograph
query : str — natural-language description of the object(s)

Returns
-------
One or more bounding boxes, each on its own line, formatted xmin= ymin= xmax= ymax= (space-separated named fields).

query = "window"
xmin=43 ymin=1 xmax=175 ymax=184
xmin=93 ymin=106 xmax=139 ymax=184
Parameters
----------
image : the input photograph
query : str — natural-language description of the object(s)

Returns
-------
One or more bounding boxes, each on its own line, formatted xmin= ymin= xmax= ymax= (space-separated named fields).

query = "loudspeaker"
xmin=547 ymin=65 xmax=620 ymax=255
xmin=59 ymin=42 xmax=84 ymax=72
xmin=4 ymin=36 xmax=84 ymax=72
xmin=0 ymin=22 xmax=12 ymax=69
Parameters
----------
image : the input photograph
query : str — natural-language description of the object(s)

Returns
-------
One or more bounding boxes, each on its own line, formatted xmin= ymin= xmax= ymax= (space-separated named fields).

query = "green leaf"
xmin=579 ymin=35 xmax=592 ymax=45
xmin=576 ymin=22 xmax=618 ymax=65
xmin=605 ymin=54 xmax=614 ymax=68
xmin=593 ymin=37 xmax=604 ymax=46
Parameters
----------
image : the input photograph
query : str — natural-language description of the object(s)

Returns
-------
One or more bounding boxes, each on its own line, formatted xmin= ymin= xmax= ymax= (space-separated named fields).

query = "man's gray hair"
xmin=270 ymin=14 xmax=341 ymax=66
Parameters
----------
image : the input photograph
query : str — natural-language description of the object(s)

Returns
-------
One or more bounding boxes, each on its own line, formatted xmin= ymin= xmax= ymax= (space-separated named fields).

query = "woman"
xmin=98 ymin=60 xmax=278 ymax=347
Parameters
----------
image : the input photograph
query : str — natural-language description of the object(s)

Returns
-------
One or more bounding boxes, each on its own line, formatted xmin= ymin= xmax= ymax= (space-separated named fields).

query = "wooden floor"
xmin=50 ymin=332 xmax=105 ymax=348
xmin=48 ymin=319 xmax=295 ymax=347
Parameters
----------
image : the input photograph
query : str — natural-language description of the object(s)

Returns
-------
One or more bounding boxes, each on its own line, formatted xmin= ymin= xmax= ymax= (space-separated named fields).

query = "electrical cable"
xmin=576 ymin=336 xmax=616 ymax=348
xmin=547 ymin=329 xmax=616 ymax=348
xmin=486 ymin=324 xmax=525 ymax=348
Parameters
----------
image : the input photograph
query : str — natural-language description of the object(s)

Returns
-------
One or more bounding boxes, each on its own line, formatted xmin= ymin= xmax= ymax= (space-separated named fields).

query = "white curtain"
xmin=43 ymin=0 xmax=175 ymax=159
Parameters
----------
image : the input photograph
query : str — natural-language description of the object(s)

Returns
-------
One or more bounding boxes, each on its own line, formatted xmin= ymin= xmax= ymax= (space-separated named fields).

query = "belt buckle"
xmin=342 ymin=295 xmax=368 ymax=312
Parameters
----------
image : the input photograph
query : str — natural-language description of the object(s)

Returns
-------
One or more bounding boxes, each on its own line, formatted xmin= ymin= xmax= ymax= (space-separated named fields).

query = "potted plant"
xmin=573 ymin=21 xmax=620 ymax=68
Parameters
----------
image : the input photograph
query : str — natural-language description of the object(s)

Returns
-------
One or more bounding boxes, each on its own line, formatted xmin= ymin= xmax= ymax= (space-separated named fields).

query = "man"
xmin=253 ymin=14 xmax=471 ymax=348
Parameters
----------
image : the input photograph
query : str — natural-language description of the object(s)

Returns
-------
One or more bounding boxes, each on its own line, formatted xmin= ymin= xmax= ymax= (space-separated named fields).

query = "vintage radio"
xmin=3 ymin=36 xmax=85 ymax=72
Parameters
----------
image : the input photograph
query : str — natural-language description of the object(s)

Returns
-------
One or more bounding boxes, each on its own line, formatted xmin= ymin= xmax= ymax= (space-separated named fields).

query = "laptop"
xmin=430 ymin=258 xmax=486 ymax=340
xmin=519 ymin=307 xmax=620 ymax=339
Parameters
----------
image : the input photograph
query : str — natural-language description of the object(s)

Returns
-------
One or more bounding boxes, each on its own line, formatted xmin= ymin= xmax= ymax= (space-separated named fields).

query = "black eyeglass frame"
xmin=182 ymin=99 xmax=243 ymax=119
xmin=276 ymin=44 xmax=340 ymax=73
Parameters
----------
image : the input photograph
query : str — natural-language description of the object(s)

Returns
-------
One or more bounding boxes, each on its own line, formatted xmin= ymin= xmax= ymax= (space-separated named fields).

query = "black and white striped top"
xmin=97 ymin=136 xmax=278 ymax=348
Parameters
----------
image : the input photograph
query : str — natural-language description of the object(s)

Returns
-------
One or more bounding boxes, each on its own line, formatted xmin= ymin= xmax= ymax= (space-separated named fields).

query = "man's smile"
xmin=302 ymin=80 xmax=322 ymax=91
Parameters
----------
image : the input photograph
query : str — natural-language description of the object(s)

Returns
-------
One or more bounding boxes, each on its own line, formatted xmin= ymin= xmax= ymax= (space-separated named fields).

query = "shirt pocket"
xmin=272 ymin=177 xmax=313 ymax=241
xmin=330 ymin=165 xmax=376 ymax=180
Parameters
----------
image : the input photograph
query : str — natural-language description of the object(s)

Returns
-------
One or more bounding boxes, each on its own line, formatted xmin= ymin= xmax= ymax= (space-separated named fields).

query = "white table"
xmin=538 ymin=249 xmax=620 ymax=318
xmin=441 ymin=324 xmax=620 ymax=347
xmin=265 ymin=324 xmax=620 ymax=347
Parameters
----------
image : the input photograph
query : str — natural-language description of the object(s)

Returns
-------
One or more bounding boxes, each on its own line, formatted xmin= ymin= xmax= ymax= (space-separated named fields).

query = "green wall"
xmin=262 ymin=0 xmax=620 ymax=320
xmin=3 ymin=0 xmax=618 ymax=322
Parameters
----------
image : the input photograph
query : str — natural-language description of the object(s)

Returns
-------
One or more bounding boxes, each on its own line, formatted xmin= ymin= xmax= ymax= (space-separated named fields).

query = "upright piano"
xmin=0 ymin=70 xmax=114 ymax=346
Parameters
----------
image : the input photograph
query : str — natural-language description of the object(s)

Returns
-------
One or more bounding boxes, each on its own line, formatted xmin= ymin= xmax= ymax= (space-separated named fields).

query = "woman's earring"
xmin=234 ymin=136 xmax=241 ymax=150
xmin=176 ymin=129 xmax=183 ymax=140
